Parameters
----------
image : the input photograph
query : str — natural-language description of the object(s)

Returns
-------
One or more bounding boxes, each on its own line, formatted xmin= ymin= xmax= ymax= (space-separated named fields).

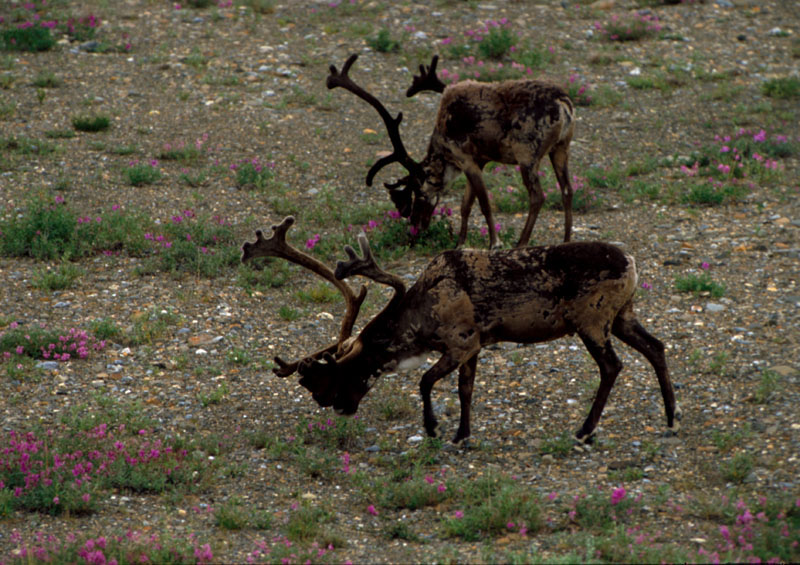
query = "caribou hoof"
xmin=666 ymin=404 xmax=683 ymax=435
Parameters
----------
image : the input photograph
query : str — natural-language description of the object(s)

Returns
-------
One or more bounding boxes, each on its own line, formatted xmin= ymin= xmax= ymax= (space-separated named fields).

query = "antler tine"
xmin=241 ymin=217 xmax=368 ymax=375
xmin=326 ymin=53 xmax=423 ymax=185
xmin=406 ymin=55 xmax=446 ymax=97
xmin=336 ymin=232 xmax=407 ymax=298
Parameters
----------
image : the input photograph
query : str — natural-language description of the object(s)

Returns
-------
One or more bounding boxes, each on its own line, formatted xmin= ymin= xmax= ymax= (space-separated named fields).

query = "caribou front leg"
xmin=418 ymin=355 xmax=460 ymax=437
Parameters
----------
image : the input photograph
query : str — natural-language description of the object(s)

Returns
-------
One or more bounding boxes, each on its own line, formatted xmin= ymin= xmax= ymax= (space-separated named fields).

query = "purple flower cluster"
xmin=696 ymin=496 xmax=798 ymax=563
xmin=9 ymin=529 xmax=213 ymax=564
xmin=0 ymin=424 xmax=191 ymax=514
xmin=247 ymin=536 xmax=334 ymax=564
xmin=1 ymin=325 xmax=107 ymax=362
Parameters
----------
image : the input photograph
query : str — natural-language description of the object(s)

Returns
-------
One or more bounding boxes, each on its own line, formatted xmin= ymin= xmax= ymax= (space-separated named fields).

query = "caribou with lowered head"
xmin=242 ymin=217 xmax=680 ymax=444
xmin=327 ymin=54 xmax=576 ymax=248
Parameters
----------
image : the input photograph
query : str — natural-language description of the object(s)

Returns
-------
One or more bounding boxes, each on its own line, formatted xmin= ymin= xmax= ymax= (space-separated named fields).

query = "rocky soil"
xmin=0 ymin=0 xmax=798 ymax=562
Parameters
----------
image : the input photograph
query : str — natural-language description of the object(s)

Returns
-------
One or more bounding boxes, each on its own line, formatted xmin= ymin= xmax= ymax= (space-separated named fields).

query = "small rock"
xmin=54 ymin=301 xmax=71 ymax=308
xmin=705 ymin=303 xmax=726 ymax=312
xmin=365 ymin=445 xmax=380 ymax=452
xmin=768 ymin=365 xmax=798 ymax=378
xmin=408 ymin=435 xmax=424 ymax=443
xmin=36 ymin=361 xmax=60 ymax=371
xmin=195 ymin=348 xmax=208 ymax=355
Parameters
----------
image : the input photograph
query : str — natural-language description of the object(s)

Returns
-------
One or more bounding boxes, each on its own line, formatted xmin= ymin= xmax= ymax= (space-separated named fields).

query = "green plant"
xmin=157 ymin=144 xmax=203 ymax=164
xmin=72 ymin=114 xmax=111 ymax=132
xmin=683 ymin=181 xmax=748 ymax=206
xmin=286 ymin=503 xmax=329 ymax=542
xmin=443 ymin=475 xmax=542 ymax=541
xmin=478 ymin=25 xmax=515 ymax=59
xmin=279 ymin=305 xmax=300 ymax=321
xmin=214 ymin=497 xmax=250 ymax=530
xmin=0 ymin=27 xmax=56 ymax=52
xmin=125 ymin=161 xmax=161 ymax=186
xmin=90 ymin=318 xmax=122 ymax=342
xmin=721 ymin=452 xmax=754 ymax=483
xmin=711 ymin=424 xmax=751 ymax=453
xmin=234 ymin=159 xmax=276 ymax=190
xmin=380 ymin=469 xmax=453 ymax=511
xmin=226 ymin=347 xmax=252 ymax=366
xmin=621 ymin=179 xmax=660 ymax=202
xmin=0 ymin=135 xmax=57 ymax=156
xmin=198 ymin=383 xmax=229 ymax=407
xmin=31 ymin=262 xmax=83 ymax=291
xmin=600 ymin=13 xmax=662 ymax=42
xmin=367 ymin=28 xmax=401 ymax=53
xmin=585 ymin=163 xmax=626 ymax=190
xmin=0 ymin=100 xmax=15 ymax=119
xmin=32 ymin=70 xmax=61 ymax=87
xmin=0 ymin=72 xmax=14 ymax=89
xmin=752 ymin=369 xmax=781 ymax=404
xmin=296 ymin=282 xmax=343 ymax=304
xmin=571 ymin=486 xmax=640 ymax=531
xmin=761 ymin=76 xmax=800 ymax=99
xmin=242 ymin=0 xmax=276 ymax=14
xmin=126 ymin=307 xmax=182 ymax=346
xmin=44 ymin=129 xmax=76 ymax=139
xmin=301 ymin=415 xmax=365 ymax=451
xmin=237 ymin=260 xmax=289 ymax=292
xmin=384 ymin=522 xmax=420 ymax=542
xmin=0 ymin=195 xmax=77 ymax=260
xmin=709 ymin=351 xmax=730 ymax=376
xmin=540 ymin=432 xmax=574 ymax=457
xmin=674 ymin=272 xmax=725 ymax=298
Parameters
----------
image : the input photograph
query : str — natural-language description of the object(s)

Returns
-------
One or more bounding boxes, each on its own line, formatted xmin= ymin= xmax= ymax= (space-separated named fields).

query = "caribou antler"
xmin=241 ymin=216 xmax=367 ymax=377
xmin=406 ymin=55 xmax=446 ymax=97
xmin=326 ymin=54 xmax=424 ymax=187
xmin=336 ymin=231 xmax=406 ymax=301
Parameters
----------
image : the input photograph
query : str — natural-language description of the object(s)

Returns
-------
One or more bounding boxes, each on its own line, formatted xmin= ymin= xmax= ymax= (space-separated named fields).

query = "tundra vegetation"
xmin=0 ymin=1 xmax=798 ymax=563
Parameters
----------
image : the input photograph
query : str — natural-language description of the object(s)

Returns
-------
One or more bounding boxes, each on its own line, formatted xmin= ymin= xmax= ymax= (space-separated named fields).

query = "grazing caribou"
xmin=327 ymin=54 xmax=576 ymax=248
xmin=242 ymin=217 xmax=680 ymax=444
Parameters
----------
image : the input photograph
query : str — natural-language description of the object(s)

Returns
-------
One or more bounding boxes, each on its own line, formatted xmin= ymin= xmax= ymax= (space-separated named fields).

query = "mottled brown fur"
xmin=253 ymin=226 xmax=679 ymax=444
xmin=327 ymin=54 xmax=576 ymax=249
xmin=418 ymin=78 xmax=575 ymax=248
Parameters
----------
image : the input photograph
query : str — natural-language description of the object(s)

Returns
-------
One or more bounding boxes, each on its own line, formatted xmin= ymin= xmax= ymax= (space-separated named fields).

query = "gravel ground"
xmin=1 ymin=0 xmax=799 ymax=562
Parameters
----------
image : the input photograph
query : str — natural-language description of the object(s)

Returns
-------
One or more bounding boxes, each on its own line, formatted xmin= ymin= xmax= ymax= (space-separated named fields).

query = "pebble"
xmin=705 ymin=303 xmax=726 ymax=312
xmin=35 ymin=361 xmax=59 ymax=370
xmin=407 ymin=435 xmax=424 ymax=443
xmin=54 ymin=301 xmax=71 ymax=308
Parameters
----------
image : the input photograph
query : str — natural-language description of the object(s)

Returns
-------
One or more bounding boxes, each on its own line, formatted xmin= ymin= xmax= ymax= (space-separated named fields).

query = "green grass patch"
xmin=0 ymin=27 xmax=55 ymax=52
xmin=125 ymin=161 xmax=161 ymax=185
xmin=367 ymin=28 xmax=401 ymax=53
xmin=674 ymin=271 xmax=725 ymax=298
xmin=32 ymin=70 xmax=61 ymax=87
xmin=72 ymin=114 xmax=111 ymax=132
xmin=442 ymin=474 xmax=542 ymax=541
xmin=761 ymin=76 xmax=800 ymax=99
xmin=31 ymin=262 xmax=83 ymax=291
